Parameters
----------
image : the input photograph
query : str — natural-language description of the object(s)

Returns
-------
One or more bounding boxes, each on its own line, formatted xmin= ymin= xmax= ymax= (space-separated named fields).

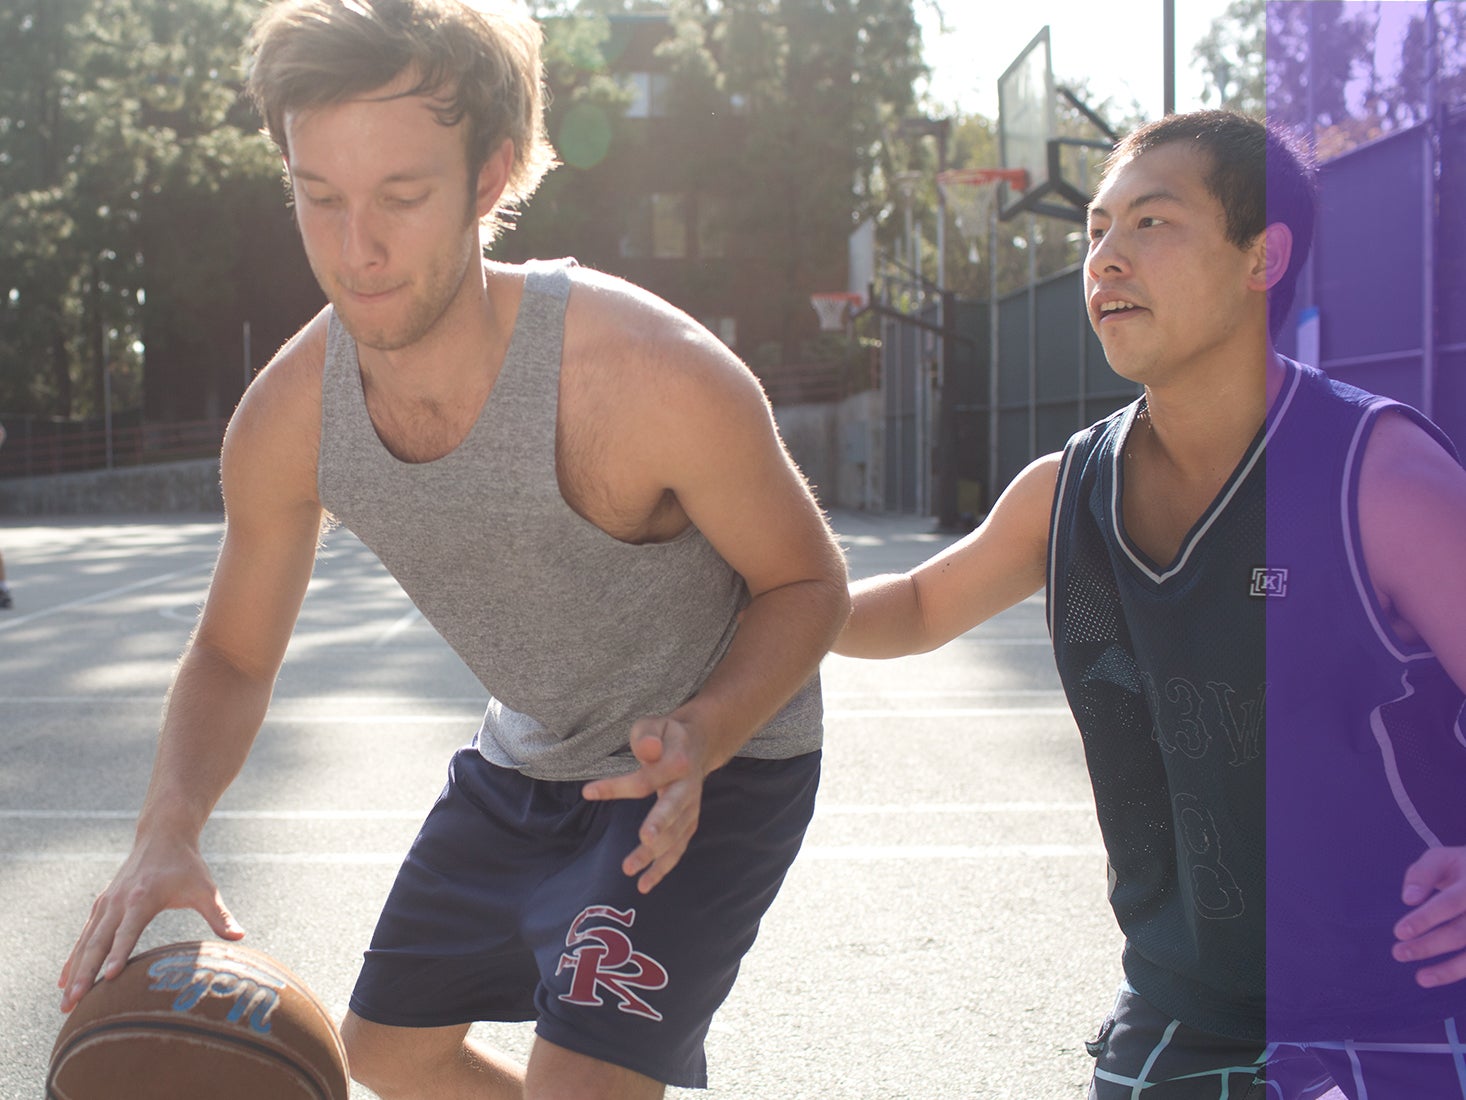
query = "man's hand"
xmin=58 ymin=835 xmax=244 ymax=1013
xmin=582 ymin=717 xmax=711 ymax=895
xmin=1392 ymin=846 xmax=1466 ymax=987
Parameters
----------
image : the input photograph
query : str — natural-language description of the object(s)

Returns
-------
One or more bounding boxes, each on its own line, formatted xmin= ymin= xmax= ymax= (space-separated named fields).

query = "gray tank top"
xmin=317 ymin=259 xmax=822 ymax=780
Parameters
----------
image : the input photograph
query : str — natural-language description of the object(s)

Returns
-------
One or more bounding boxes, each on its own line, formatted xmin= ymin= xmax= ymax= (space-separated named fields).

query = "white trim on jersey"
xmin=1110 ymin=366 xmax=1303 ymax=586
xmin=1369 ymin=672 xmax=1447 ymax=849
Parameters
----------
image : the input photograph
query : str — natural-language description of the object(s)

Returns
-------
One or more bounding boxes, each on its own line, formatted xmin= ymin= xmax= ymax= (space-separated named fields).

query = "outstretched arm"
xmin=59 ymin=322 xmax=327 ymax=1011
xmin=834 ymin=453 xmax=1060 ymax=659
xmin=1360 ymin=411 xmax=1466 ymax=987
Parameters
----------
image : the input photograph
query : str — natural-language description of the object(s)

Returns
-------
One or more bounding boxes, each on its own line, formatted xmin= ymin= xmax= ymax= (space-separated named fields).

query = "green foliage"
xmin=1263 ymin=1 xmax=1466 ymax=159
xmin=0 ymin=0 xmax=278 ymax=420
xmin=512 ymin=0 xmax=926 ymax=363
xmin=1193 ymin=0 xmax=1265 ymax=118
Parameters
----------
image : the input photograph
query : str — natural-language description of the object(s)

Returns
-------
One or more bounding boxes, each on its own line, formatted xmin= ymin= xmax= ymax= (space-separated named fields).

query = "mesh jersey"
xmin=1049 ymin=358 xmax=1466 ymax=1041
xmin=1048 ymin=388 xmax=1270 ymax=1041
xmin=1265 ymin=360 xmax=1466 ymax=1039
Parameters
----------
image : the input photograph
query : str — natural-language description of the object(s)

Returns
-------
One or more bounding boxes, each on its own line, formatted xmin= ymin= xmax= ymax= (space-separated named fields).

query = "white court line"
xmin=0 ymin=844 xmax=1105 ymax=864
xmin=0 ymin=802 xmax=1093 ymax=822
xmin=827 ymin=638 xmax=1053 ymax=648
xmin=0 ymin=564 xmax=214 ymax=633
xmin=0 ymin=702 xmax=1071 ymax=722
xmin=235 ymin=708 xmax=1071 ymax=723
xmin=826 ymin=707 xmax=1071 ymax=719
xmin=1 ymin=696 xmax=488 ymax=706
xmin=374 ymin=607 xmax=424 ymax=646
xmin=10 ymin=692 xmax=1062 ymax=703
xmin=818 ymin=802 xmax=1092 ymax=814
xmin=825 ymin=689 xmax=1064 ymax=699
xmin=0 ymin=809 xmax=425 ymax=821
xmin=801 ymin=844 xmax=1104 ymax=859
xmin=958 ymin=638 xmax=1052 ymax=646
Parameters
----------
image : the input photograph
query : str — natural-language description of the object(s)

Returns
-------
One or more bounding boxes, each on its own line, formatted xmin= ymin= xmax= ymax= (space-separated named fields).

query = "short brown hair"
xmin=246 ymin=0 xmax=558 ymax=243
xmin=1100 ymin=110 xmax=1317 ymax=336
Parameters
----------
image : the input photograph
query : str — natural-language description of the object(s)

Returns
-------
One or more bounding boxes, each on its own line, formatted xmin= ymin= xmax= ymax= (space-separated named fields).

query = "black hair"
xmin=1101 ymin=110 xmax=1318 ymax=336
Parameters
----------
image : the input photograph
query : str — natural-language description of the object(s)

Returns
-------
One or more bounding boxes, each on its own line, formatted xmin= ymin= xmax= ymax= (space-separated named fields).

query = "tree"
xmin=1265 ymin=1 xmax=1380 ymax=156
xmin=666 ymin=0 xmax=927 ymax=358
xmin=1258 ymin=2 xmax=1466 ymax=161
xmin=1193 ymin=0 xmax=1265 ymax=118
xmin=510 ymin=0 xmax=927 ymax=367
xmin=0 ymin=0 xmax=297 ymax=423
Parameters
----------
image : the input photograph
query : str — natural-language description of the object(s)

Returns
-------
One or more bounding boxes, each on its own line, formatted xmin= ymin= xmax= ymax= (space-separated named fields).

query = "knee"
xmin=340 ymin=1013 xmax=426 ymax=1099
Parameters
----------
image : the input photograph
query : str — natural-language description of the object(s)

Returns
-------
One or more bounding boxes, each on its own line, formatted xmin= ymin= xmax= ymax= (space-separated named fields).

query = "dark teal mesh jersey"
xmin=1049 ymin=358 xmax=1466 ymax=1043
xmin=1264 ymin=360 xmax=1466 ymax=1040
xmin=1047 ymin=384 xmax=1272 ymax=1041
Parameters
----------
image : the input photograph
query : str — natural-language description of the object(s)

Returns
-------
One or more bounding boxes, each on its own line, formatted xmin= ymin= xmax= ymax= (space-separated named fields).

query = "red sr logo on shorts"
xmin=556 ymin=905 xmax=669 ymax=1021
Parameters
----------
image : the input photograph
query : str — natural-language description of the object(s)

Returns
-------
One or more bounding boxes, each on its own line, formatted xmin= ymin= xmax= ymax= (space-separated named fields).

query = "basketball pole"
xmin=1163 ymin=0 xmax=1175 ymax=115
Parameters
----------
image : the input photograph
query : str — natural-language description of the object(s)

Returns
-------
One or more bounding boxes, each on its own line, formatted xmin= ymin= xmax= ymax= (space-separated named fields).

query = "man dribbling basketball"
xmin=59 ymin=3 xmax=849 ymax=1097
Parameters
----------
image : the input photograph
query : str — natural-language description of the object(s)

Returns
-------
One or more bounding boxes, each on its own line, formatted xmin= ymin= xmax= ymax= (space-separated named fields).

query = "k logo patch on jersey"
xmin=556 ymin=905 xmax=669 ymax=1021
xmin=1250 ymin=567 xmax=1289 ymax=598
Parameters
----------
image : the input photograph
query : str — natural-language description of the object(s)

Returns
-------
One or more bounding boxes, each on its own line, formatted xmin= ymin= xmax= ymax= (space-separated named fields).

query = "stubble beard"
xmin=320 ymin=209 xmax=484 ymax=354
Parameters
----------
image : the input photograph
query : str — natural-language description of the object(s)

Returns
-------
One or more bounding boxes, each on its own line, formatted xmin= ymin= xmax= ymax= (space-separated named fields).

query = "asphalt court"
xmin=0 ymin=511 xmax=1122 ymax=1098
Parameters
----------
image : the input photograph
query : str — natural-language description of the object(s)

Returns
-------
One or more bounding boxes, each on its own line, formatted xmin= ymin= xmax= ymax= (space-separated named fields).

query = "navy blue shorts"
xmin=350 ymin=745 xmax=821 ymax=1089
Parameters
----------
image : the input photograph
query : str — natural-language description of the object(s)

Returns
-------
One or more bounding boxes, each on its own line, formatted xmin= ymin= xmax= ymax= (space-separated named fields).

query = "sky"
xmin=916 ymin=0 xmax=1238 ymax=121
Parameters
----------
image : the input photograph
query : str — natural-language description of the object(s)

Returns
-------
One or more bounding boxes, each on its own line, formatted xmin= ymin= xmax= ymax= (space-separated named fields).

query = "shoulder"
xmin=1357 ymin=407 xmax=1466 ymax=637
xmin=1012 ymin=451 xmax=1064 ymax=501
xmin=1052 ymin=401 xmax=1135 ymax=488
xmin=564 ymin=266 xmax=760 ymax=400
xmin=222 ymin=308 xmax=330 ymax=512
xmin=568 ymin=266 xmax=756 ymax=375
xmin=1071 ymin=401 xmax=1135 ymax=455
xmin=1359 ymin=406 xmax=1463 ymax=515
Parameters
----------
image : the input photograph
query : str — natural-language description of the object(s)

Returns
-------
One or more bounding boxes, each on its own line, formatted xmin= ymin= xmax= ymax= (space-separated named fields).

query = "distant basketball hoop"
xmin=936 ymin=168 xmax=1030 ymax=262
xmin=810 ymin=291 xmax=864 ymax=333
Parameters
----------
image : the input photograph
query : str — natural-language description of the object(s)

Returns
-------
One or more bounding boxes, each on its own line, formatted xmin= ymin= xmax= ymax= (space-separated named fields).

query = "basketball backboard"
xmin=997 ymin=27 xmax=1055 ymax=220
xmin=998 ymin=26 xmax=1116 ymax=224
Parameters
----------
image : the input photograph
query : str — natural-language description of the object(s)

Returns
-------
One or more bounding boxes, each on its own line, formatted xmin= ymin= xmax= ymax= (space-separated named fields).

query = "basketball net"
xmin=810 ymin=291 xmax=864 ymax=333
xmin=936 ymin=168 xmax=1029 ymax=264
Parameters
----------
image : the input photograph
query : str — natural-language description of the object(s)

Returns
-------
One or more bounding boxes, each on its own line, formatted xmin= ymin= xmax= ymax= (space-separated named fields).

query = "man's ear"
xmin=1251 ymin=222 xmax=1294 ymax=293
xmin=475 ymin=138 xmax=515 ymax=218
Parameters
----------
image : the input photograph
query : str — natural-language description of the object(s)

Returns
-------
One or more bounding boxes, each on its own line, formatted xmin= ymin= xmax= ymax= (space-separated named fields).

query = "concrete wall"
xmin=0 ymin=458 xmax=223 ymax=516
xmin=775 ymin=388 xmax=883 ymax=513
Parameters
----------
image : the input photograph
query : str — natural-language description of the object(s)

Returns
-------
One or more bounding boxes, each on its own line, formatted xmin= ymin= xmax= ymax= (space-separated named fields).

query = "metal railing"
xmin=0 ymin=417 xmax=228 ymax=480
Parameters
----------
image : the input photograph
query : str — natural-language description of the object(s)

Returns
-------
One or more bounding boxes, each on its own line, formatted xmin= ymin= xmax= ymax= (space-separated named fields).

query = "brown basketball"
xmin=49 ymin=940 xmax=350 ymax=1100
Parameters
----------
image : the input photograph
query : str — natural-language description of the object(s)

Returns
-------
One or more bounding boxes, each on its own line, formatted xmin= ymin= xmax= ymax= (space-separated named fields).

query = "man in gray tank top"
xmin=58 ymin=2 xmax=849 ymax=1097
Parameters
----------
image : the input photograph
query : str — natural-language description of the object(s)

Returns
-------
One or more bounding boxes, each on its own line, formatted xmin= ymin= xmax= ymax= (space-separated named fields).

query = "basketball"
xmin=48 ymin=940 xmax=350 ymax=1100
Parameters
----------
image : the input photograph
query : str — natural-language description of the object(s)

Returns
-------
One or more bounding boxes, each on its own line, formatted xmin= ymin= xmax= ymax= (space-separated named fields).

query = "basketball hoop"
xmin=810 ymin=291 xmax=864 ymax=333
xmin=936 ymin=167 xmax=1029 ymax=261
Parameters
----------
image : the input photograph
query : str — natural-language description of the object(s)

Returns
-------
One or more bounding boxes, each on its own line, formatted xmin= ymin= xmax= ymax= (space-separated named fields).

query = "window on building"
xmin=702 ymin=315 xmax=738 ymax=349
xmin=620 ymin=193 xmax=688 ymax=259
xmin=622 ymin=72 xmax=672 ymax=119
xmin=696 ymin=195 xmax=729 ymax=259
xmin=651 ymin=193 xmax=687 ymax=258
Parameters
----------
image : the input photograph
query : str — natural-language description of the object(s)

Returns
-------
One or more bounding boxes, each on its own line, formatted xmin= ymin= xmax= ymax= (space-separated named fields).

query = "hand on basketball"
xmin=582 ymin=716 xmax=710 ymax=895
xmin=59 ymin=834 xmax=244 ymax=1013
xmin=1392 ymin=846 xmax=1466 ymax=987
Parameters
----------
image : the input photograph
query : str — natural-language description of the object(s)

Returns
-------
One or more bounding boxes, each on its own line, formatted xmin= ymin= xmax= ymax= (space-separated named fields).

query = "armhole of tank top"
xmin=1046 ymin=441 xmax=1082 ymax=638
xmin=1341 ymin=401 xmax=1439 ymax=664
